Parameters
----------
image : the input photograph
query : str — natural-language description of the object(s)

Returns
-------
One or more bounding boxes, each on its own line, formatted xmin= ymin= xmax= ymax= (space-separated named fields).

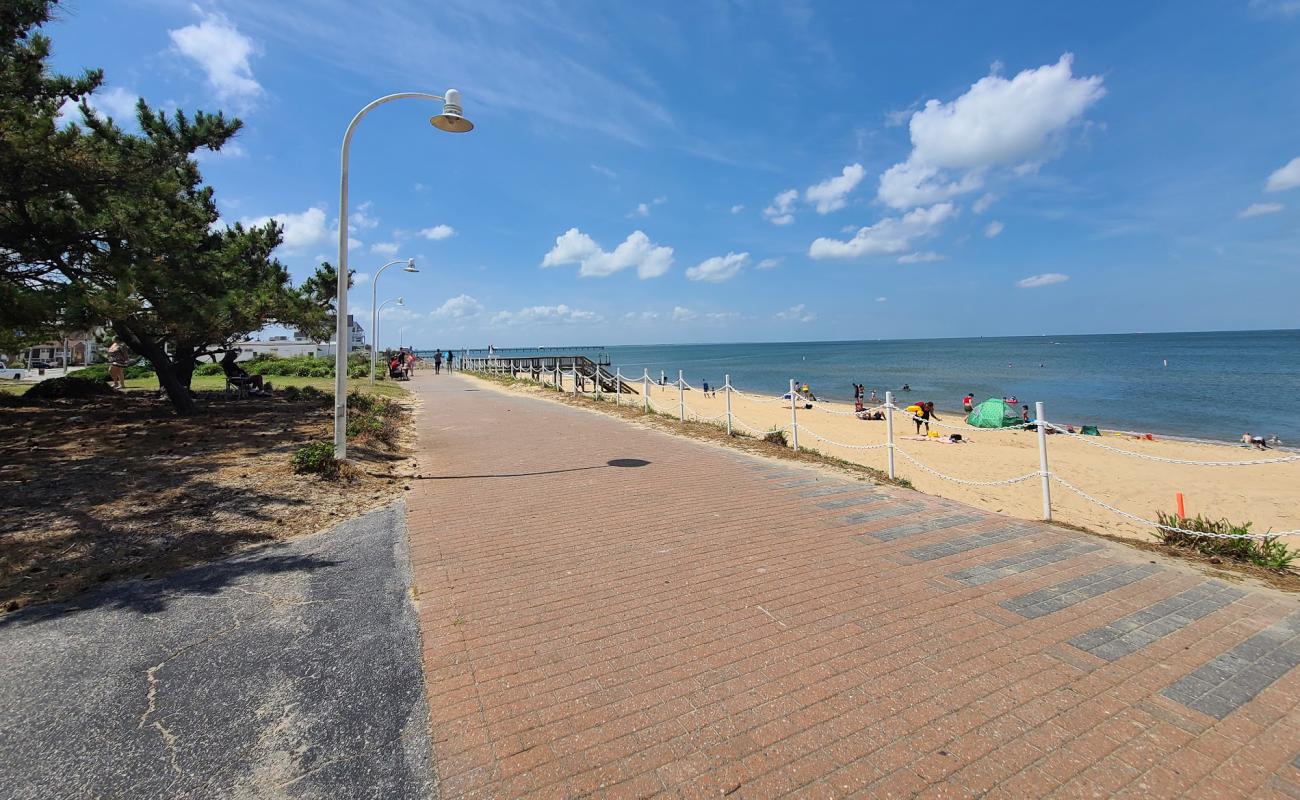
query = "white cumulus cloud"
xmin=1016 ymin=273 xmax=1070 ymax=288
xmin=350 ymin=202 xmax=379 ymax=230
xmin=730 ymin=204 xmax=745 ymax=214
xmin=897 ymin=251 xmax=946 ymax=264
xmin=879 ymin=54 xmax=1105 ymax=209
xmin=808 ymin=203 xmax=956 ymax=260
xmin=671 ymin=306 xmax=697 ymax=321
xmin=1239 ymin=202 xmax=1284 ymax=218
xmin=805 ymin=163 xmax=866 ymax=214
xmin=491 ymin=304 xmax=602 ymax=326
xmin=763 ymin=189 xmax=798 ymax=225
xmin=686 ymin=252 xmax=749 ymax=283
xmin=57 ymin=86 xmax=142 ymax=130
xmin=241 ymin=207 xmax=329 ymax=252
xmin=756 ymin=258 xmax=781 ymax=270
xmin=420 ymin=224 xmax=456 ymax=240
xmin=432 ymin=294 xmax=483 ymax=319
xmin=169 ymin=10 xmax=262 ymax=104
xmin=775 ymin=304 xmax=817 ymax=323
xmin=1265 ymin=157 xmax=1300 ymax=192
xmin=984 ymin=220 xmax=1005 ymax=238
xmin=371 ymin=241 xmax=399 ymax=256
xmin=972 ymin=193 xmax=997 ymax=214
xmin=627 ymin=196 xmax=667 ymax=218
xmin=540 ymin=228 xmax=673 ymax=279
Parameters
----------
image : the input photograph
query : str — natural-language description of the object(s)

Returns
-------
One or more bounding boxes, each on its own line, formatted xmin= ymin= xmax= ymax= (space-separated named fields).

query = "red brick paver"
xmin=405 ymin=374 xmax=1300 ymax=799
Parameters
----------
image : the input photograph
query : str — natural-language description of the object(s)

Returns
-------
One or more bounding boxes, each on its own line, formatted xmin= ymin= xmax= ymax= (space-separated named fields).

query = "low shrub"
xmin=290 ymin=441 xmax=343 ymax=478
xmin=282 ymin=385 xmax=301 ymax=401
xmin=298 ymin=385 xmax=326 ymax=402
xmin=194 ymin=362 xmax=225 ymax=376
xmin=23 ymin=374 xmax=116 ymax=401
xmin=1154 ymin=512 xmax=1297 ymax=571
xmin=763 ymin=427 xmax=788 ymax=447
xmin=345 ymin=391 xmax=404 ymax=447
xmin=78 ymin=362 xmax=155 ymax=381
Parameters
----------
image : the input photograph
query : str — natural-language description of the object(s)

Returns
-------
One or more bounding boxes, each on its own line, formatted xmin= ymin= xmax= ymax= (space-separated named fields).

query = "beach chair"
xmin=224 ymin=375 xmax=253 ymax=398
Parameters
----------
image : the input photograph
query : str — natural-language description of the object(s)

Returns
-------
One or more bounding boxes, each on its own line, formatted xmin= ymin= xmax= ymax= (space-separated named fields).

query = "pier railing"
xmin=462 ymin=363 xmax=1300 ymax=541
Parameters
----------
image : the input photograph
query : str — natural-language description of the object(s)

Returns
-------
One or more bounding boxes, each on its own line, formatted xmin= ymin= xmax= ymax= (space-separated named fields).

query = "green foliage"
xmin=290 ymin=441 xmax=342 ymax=478
xmin=194 ymin=362 xmax=224 ymax=376
xmin=77 ymin=362 xmax=154 ymax=381
xmin=763 ymin=427 xmax=788 ymax=447
xmin=0 ymin=2 xmax=335 ymax=414
xmin=1154 ymin=512 xmax=1296 ymax=571
xmin=246 ymin=355 xmax=333 ymax=377
xmin=345 ymin=390 xmax=403 ymax=447
xmin=297 ymin=385 xmax=325 ymax=402
xmin=282 ymin=385 xmax=301 ymax=401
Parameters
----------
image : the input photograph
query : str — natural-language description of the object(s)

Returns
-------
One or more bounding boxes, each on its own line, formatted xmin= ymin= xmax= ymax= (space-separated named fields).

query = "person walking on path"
xmin=446 ymin=350 xmax=454 ymax=372
xmin=107 ymin=337 xmax=130 ymax=390
xmin=405 ymin=350 xmax=416 ymax=379
xmin=433 ymin=350 xmax=443 ymax=375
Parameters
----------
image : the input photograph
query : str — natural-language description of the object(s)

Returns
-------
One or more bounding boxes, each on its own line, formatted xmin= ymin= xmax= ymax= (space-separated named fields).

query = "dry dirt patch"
xmin=0 ymin=390 xmax=413 ymax=613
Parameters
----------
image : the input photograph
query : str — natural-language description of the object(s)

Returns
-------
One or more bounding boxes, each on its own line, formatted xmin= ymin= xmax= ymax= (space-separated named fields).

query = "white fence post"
xmin=724 ymin=374 xmax=732 ymax=436
xmin=1036 ymin=400 xmax=1052 ymax=521
xmin=643 ymin=370 xmax=650 ymax=412
xmin=789 ymin=378 xmax=799 ymax=452
xmin=677 ymin=370 xmax=685 ymax=422
xmin=594 ymin=364 xmax=601 ymax=400
xmin=885 ymin=391 xmax=896 ymax=479
xmin=615 ymin=368 xmax=621 ymax=406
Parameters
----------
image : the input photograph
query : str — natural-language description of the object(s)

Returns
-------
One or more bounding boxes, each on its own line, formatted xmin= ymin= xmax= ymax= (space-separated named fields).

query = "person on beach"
xmin=913 ymin=401 xmax=939 ymax=434
xmin=801 ymin=382 xmax=816 ymax=401
xmin=963 ymin=393 xmax=974 ymax=413
xmin=107 ymin=336 xmax=130 ymax=390
xmin=406 ymin=350 xmax=416 ymax=378
xmin=869 ymin=388 xmax=878 ymax=404
xmin=902 ymin=384 xmax=911 ymax=392
xmin=446 ymin=350 xmax=454 ymax=372
xmin=1021 ymin=405 xmax=1031 ymax=426
xmin=433 ymin=350 xmax=442 ymax=374
xmin=1242 ymin=433 xmax=1270 ymax=450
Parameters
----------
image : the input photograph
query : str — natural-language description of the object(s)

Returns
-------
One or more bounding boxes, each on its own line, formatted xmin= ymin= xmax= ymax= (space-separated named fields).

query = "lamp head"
xmin=396 ymin=297 xmax=404 ymax=306
xmin=403 ymin=257 xmax=419 ymax=273
xmin=430 ymin=88 xmax=474 ymax=133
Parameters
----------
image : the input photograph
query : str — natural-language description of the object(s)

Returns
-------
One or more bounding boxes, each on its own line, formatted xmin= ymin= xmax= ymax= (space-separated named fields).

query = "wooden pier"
xmin=460 ymin=352 xmax=639 ymax=395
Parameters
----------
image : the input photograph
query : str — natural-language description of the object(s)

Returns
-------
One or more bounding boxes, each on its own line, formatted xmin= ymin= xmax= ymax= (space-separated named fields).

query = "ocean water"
xmin=585 ymin=330 xmax=1300 ymax=444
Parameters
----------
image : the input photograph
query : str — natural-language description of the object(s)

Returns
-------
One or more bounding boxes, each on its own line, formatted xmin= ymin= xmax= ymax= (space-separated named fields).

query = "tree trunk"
xmin=113 ymin=322 xmax=197 ymax=415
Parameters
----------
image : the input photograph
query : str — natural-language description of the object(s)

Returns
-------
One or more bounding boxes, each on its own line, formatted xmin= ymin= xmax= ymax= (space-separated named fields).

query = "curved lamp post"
xmin=334 ymin=89 xmax=473 ymax=459
xmin=374 ymin=296 xmax=404 ymax=365
xmin=369 ymin=258 xmax=418 ymax=386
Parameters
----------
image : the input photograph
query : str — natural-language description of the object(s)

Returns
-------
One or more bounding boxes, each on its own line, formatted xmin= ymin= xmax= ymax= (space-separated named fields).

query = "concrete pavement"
xmin=0 ymin=502 xmax=433 ymax=800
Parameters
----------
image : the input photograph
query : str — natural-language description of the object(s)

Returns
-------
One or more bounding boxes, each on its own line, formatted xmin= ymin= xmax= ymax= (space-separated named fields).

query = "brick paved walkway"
xmin=405 ymin=374 xmax=1300 ymax=799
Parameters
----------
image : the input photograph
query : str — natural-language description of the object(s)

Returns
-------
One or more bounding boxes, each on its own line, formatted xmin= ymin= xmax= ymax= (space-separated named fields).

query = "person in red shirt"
xmin=962 ymin=393 xmax=974 ymax=413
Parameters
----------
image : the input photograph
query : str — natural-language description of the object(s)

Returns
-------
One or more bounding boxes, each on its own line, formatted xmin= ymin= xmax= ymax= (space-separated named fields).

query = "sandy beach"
xmin=542 ymin=373 xmax=1300 ymax=546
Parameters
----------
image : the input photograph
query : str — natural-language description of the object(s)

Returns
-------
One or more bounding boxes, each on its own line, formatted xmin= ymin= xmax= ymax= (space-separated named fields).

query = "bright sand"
xmin=551 ymin=374 xmax=1300 ymax=546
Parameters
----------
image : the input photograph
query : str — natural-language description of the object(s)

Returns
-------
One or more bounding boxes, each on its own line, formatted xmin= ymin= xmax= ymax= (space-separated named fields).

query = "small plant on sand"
xmin=763 ymin=426 xmax=788 ymax=447
xmin=291 ymin=441 xmax=343 ymax=478
xmin=1154 ymin=512 xmax=1296 ymax=571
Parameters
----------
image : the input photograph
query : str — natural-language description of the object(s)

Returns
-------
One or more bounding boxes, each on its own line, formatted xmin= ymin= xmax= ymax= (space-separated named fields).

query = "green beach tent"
xmin=966 ymin=397 xmax=1022 ymax=429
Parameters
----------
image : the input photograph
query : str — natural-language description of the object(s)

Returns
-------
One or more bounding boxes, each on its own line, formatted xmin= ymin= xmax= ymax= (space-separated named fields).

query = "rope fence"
xmin=462 ymin=366 xmax=1298 ymax=541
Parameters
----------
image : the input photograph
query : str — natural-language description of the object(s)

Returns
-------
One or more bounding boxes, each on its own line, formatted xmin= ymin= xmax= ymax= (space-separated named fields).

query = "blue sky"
xmin=46 ymin=0 xmax=1300 ymax=349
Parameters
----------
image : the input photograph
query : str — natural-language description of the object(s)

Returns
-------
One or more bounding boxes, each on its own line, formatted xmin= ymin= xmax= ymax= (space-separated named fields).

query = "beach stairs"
xmin=460 ymin=353 xmax=639 ymax=395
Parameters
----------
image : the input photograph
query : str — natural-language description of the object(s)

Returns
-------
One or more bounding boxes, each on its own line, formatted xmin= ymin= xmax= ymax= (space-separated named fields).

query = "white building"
xmin=230 ymin=335 xmax=328 ymax=362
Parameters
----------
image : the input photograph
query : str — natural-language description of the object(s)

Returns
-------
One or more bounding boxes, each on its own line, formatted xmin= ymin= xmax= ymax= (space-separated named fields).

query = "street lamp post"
xmin=369 ymin=257 xmax=418 ymax=387
xmin=374 ymin=297 xmax=403 ymax=365
xmin=334 ymin=89 xmax=473 ymax=460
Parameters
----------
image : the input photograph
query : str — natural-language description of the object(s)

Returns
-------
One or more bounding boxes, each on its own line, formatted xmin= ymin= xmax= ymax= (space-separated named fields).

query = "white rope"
xmin=894 ymin=447 xmax=1040 ymax=487
xmin=1048 ymin=475 xmax=1297 ymax=540
xmin=1043 ymin=424 xmax=1300 ymax=466
xmin=798 ymin=427 xmax=890 ymax=451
